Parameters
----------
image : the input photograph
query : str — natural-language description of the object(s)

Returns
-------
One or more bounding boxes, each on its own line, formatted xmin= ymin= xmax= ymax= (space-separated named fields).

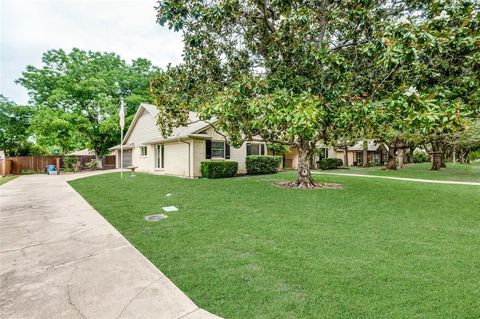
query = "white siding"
xmin=125 ymin=109 xmax=163 ymax=145
xmin=198 ymin=128 xmax=266 ymax=175
xmin=164 ymin=142 xmax=190 ymax=177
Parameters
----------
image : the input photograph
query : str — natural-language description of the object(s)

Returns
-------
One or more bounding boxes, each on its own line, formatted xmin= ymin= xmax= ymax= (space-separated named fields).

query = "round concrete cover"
xmin=145 ymin=214 xmax=168 ymax=221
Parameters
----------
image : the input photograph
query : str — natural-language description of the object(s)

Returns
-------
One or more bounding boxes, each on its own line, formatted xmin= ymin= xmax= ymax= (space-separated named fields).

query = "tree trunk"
xmin=397 ymin=148 xmax=405 ymax=169
xmin=431 ymin=142 xmax=442 ymax=170
xmin=435 ymin=141 xmax=446 ymax=168
xmin=295 ymin=146 xmax=316 ymax=188
xmin=385 ymin=143 xmax=397 ymax=170
xmin=362 ymin=140 xmax=368 ymax=168
xmin=459 ymin=149 xmax=466 ymax=164
xmin=95 ymin=155 xmax=103 ymax=169
xmin=309 ymin=152 xmax=317 ymax=170
xmin=343 ymin=144 xmax=349 ymax=167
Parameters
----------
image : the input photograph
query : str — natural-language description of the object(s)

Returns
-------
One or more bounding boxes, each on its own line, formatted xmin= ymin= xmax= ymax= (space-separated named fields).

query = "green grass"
xmin=70 ymin=172 xmax=480 ymax=318
xmin=318 ymin=162 xmax=480 ymax=182
xmin=0 ymin=175 xmax=17 ymax=186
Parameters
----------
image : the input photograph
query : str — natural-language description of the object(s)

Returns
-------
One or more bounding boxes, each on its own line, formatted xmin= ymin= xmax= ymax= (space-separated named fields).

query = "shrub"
xmin=63 ymin=156 xmax=76 ymax=172
xmin=246 ymin=155 xmax=282 ymax=175
xmin=318 ymin=158 xmax=343 ymax=170
xmin=201 ymin=161 xmax=238 ymax=179
xmin=413 ymin=150 xmax=428 ymax=163
xmin=468 ymin=150 xmax=480 ymax=161
xmin=85 ymin=159 xmax=98 ymax=170
xmin=72 ymin=161 xmax=82 ymax=172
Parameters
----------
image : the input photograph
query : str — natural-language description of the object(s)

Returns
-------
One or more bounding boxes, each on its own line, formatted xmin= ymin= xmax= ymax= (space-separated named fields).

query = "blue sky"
xmin=0 ymin=0 xmax=183 ymax=105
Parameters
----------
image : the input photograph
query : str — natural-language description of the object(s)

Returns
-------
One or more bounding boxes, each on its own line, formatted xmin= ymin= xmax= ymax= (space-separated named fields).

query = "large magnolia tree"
xmin=153 ymin=0 xmax=408 ymax=187
xmin=154 ymin=0 xmax=479 ymax=186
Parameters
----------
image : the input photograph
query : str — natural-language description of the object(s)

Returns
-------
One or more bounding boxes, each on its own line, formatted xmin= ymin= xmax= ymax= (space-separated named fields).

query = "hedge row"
xmin=318 ymin=158 xmax=343 ymax=170
xmin=246 ymin=155 xmax=282 ymax=175
xmin=200 ymin=161 xmax=238 ymax=179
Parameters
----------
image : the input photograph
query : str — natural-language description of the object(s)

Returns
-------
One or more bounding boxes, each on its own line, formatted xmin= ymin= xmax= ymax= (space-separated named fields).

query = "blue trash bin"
xmin=47 ymin=165 xmax=56 ymax=174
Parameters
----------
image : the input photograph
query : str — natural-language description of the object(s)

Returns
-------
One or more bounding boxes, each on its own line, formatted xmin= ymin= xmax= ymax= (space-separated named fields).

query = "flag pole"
xmin=120 ymin=98 xmax=125 ymax=179
xmin=121 ymin=129 xmax=123 ymax=179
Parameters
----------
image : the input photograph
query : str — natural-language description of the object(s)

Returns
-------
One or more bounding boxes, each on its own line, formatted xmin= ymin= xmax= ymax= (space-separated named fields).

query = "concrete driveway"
xmin=0 ymin=172 xmax=221 ymax=319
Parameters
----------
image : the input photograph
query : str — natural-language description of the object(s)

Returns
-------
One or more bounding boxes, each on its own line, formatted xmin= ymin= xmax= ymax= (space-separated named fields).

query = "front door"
xmin=121 ymin=150 xmax=132 ymax=167
xmin=155 ymin=144 xmax=164 ymax=169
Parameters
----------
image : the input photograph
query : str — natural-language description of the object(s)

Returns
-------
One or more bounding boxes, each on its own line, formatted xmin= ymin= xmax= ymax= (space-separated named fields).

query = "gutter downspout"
xmin=179 ymin=138 xmax=191 ymax=178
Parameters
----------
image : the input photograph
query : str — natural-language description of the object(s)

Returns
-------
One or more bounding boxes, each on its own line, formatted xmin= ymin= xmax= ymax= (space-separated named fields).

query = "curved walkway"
xmin=312 ymin=171 xmax=480 ymax=186
xmin=0 ymin=171 xmax=221 ymax=319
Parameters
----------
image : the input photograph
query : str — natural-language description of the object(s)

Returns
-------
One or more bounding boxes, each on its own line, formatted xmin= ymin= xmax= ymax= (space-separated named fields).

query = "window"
xmin=140 ymin=146 xmax=147 ymax=157
xmin=373 ymin=152 xmax=380 ymax=165
xmin=155 ymin=144 xmax=164 ymax=169
xmin=318 ymin=147 xmax=328 ymax=159
xmin=211 ymin=141 xmax=225 ymax=158
xmin=246 ymin=143 xmax=265 ymax=156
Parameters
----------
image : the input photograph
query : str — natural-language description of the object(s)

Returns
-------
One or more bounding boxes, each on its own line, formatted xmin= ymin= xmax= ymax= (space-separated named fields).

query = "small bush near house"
xmin=72 ymin=161 xmax=82 ymax=172
xmin=413 ymin=151 xmax=429 ymax=163
xmin=201 ymin=161 xmax=238 ymax=179
xmin=85 ymin=159 xmax=98 ymax=170
xmin=246 ymin=155 xmax=282 ymax=175
xmin=318 ymin=158 xmax=343 ymax=170
xmin=63 ymin=156 xmax=76 ymax=172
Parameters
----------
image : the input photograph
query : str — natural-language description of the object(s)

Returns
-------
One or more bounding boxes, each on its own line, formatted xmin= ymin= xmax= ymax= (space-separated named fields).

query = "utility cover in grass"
xmin=162 ymin=206 xmax=178 ymax=212
xmin=145 ymin=214 xmax=168 ymax=221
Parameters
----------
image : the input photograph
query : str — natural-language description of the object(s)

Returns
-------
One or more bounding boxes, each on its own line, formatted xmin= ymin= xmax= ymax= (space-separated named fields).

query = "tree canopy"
xmin=0 ymin=95 xmax=45 ymax=156
xmin=17 ymin=48 xmax=161 ymax=159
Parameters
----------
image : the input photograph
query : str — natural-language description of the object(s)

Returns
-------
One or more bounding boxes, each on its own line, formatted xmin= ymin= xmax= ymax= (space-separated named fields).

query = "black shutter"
xmin=206 ymin=140 xmax=212 ymax=159
xmin=261 ymin=144 xmax=265 ymax=155
xmin=246 ymin=143 xmax=251 ymax=156
xmin=225 ymin=143 xmax=231 ymax=159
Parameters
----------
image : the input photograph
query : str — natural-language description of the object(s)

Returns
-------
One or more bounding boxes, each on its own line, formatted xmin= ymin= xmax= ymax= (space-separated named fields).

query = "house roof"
xmin=67 ymin=149 xmax=115 ymax=156
xmin=337 ymin=141 xmax=385 ymax=152
xmin=109 ymin=143 xmax=135 ymax=151
xmin=120 ymin=103 xmax=215 ymax=146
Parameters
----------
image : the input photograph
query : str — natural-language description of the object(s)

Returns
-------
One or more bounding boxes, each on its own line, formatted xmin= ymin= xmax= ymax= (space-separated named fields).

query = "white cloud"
xmin=0 ymin=0 xmax=184 ymax=104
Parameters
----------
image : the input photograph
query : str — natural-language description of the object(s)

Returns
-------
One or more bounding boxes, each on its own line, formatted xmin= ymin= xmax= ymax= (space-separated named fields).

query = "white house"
xmin=111 ymin=103 xmax=267 ymax=178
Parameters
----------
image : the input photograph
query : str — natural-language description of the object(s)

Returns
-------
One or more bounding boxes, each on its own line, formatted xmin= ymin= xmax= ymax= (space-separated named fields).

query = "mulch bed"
xmin=275 ymin=182 xmax=343 ymax=189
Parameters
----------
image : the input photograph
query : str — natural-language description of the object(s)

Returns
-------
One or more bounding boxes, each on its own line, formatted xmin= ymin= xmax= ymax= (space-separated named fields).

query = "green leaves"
xmin=17 ymin=48 xmax=160 ymax=156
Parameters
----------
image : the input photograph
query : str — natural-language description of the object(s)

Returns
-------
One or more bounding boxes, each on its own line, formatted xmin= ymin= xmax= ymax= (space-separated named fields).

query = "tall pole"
xmin=121 ymin=129 xmax=123 ymax=178
xmin=120 ymin=98 xmax=125 ymax=179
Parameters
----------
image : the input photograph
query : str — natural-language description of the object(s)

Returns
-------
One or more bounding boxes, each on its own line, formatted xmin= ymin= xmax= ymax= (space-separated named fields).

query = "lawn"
xmin=0 ymin=175 xmax=17 ymax=186
xmin=70 ymin=172 xmax=480 ymax=318
xmin=317 ymin=162 xmax=480 ymax=182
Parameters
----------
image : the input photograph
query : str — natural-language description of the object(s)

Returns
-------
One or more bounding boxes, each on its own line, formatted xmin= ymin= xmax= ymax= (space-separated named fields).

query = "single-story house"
xmin=111 ymin=103 xmax=267 ymax=178
xmin=335 ymin=141 xmax=388 ymax=166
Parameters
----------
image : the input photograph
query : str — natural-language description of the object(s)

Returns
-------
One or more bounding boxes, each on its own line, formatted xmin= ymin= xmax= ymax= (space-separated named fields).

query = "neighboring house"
xmin=277 ymin=141 xmax=388 ymax=169
xmin=111 ymin=103 xmax=267 ymax=178
xmin=274 ymin=146 xmax=337 ymax=169
xmin=335 ymin=141 xmax=388 ymax=166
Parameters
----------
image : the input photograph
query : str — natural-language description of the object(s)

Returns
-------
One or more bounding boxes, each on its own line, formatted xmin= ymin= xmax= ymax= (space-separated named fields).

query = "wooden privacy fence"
xmin=6 ymin=155 xmax=116 ymax=175
xmin=1 ymin=159 xmax=12 ymax=176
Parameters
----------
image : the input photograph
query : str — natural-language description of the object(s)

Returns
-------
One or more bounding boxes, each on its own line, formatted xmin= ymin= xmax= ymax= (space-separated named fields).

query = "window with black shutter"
xmin=206 ymin=140 xmax=212 ymax=159
xmin=225 ymin=144 xmax=231 ymax=159
xmin=261 ymin=144 xmax=265 ymax=155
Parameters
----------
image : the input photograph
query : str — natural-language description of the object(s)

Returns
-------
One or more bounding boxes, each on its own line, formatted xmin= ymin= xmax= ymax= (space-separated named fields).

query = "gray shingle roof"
xmin=139 ymin=103 xmax=215 ymax=144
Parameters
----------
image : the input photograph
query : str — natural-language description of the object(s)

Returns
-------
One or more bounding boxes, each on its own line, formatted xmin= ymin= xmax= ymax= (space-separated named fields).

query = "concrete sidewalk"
xmin=0 ymin=172 xmax=221 ymax=319
xmin=312 ymin=171 xmax=480 ymax=186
